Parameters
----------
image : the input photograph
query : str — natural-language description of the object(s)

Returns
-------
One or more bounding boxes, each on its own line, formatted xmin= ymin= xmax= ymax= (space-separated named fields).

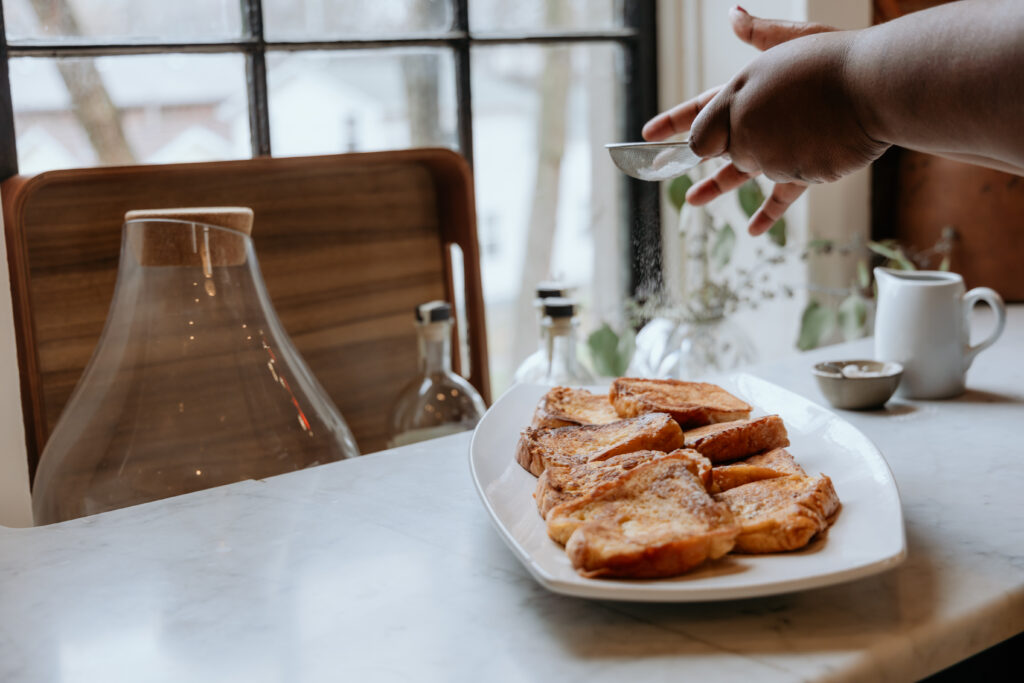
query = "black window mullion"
xmin=453 ymin=0 xmax=473 ymax=166
xmin=0 ymin=0 xmax=659 ymax=222
xmin=624 ymin=0 xmax=661 ymax=298
xmin=0 ymin=8 xmax=17 ymax=180
xmin=242 ymin=0 xmax=271 ymax=157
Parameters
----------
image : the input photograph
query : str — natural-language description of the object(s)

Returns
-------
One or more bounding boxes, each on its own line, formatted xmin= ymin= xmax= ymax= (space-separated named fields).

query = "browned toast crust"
xmin=566 ymin=521 xmax=735 ymax=579
xmin=710 ymin=447 xmax=805 ymax=493
xmin=610 ymin=378 xmax=752 ymax=429
xmin=684 ymin=415 xmax=790 ymax=464
xmin=515 ymin=412 xmax=684 ymax=477
xmin=745 ymin=447 xmax=806 ymax=475
xmin=674 ymin=448 xmax=714 ymax=492
xmin=535 ymin=448 xmax=711 ymax=518
xmin=714 ymin=474 xmax=839 ymax=553
xmin=531 ymin=386 xmax=621 ymax=429
xmin=546 ymin=453 xmax=739 ymax=578
xmin=535 ymin=450 xmax=663 ymax=518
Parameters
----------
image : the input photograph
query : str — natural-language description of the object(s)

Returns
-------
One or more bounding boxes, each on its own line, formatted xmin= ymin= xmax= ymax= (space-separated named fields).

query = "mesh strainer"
xmin=605 ymin=140 xmax=702 ymax=182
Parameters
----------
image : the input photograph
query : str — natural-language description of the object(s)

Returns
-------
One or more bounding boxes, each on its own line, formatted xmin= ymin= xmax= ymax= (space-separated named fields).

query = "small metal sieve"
xmin=605 ymin=140 xmax=702 ymax=182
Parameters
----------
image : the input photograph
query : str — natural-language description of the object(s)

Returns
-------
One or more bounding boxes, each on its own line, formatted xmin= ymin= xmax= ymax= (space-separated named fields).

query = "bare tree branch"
xmin=29 ymin=0 xmax=135 ymax=164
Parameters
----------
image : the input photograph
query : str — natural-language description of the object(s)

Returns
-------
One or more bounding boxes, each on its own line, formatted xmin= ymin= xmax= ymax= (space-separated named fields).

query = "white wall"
xmin=656 ymin=0 xmax=872 ymax=359
xmin=0 ymin=187 xmax=34 ymax=527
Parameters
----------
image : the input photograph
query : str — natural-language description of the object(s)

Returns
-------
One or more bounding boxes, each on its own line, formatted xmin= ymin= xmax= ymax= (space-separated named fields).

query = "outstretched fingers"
xmin=747 ymin=181 xmax=807 ymax=236
xmin=685 ymin=163 xmax=756 ymax=206
xmin=642 ymin=87 xmax=721 ymax=142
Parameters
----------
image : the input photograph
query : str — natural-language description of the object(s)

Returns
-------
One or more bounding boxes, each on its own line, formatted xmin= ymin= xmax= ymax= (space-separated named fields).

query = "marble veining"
xmin=1 ymin=310 xmax=1022 ymax=682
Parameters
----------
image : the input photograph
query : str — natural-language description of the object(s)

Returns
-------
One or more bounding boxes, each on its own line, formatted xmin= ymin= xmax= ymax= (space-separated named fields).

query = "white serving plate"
xmin=468 ymin=374 xmax=906 ymax=602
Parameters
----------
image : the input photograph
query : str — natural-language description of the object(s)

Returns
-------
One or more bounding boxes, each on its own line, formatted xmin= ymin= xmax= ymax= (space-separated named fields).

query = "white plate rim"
xmin=468 ymin=373 xmax=907 ymax=602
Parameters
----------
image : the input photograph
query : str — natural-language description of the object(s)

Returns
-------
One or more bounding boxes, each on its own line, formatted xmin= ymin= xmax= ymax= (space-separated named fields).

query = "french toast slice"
xmin=531 ymin=386 xmax=621 ymax=429
xmin=534 ymin=448 xmax=711 ymax=518
xmin=744 ymin=447 xmax=805 ymax=474
xmin=714 ymin=474 xmax=839 ymax=553
xmin=610 ymin=377 xmax=752 ymax=429
xmin=515 ymin=412 xmax=684 ymax=477
xmin=546 ymin=452 xmax=739 ymax=579
xmin=683 ymin=415 xmax=790 ymax=464
xmin=710 ymin=447 xmax=805 ymax=493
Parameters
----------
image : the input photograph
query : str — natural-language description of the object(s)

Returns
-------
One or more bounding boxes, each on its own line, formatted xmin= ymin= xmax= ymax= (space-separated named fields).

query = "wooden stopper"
xmin=124 ymin=207 xmax=255 ymax=267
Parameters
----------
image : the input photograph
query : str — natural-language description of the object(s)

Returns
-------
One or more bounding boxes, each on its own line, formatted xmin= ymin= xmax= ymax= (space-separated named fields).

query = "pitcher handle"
xmin=963 ymin=287 xmax=1006 ymax=370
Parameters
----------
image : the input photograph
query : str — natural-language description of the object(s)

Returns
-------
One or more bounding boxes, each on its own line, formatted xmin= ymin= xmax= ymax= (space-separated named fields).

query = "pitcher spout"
xmin=873 ymin=267 xmax=898 ymax=290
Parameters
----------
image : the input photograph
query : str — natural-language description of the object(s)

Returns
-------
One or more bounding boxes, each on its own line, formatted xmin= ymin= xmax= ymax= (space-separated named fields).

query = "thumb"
xmin=688 ymin=90 xmax=730 ymax=160
xmin=729 ymin=6 xmax=836 ymax=51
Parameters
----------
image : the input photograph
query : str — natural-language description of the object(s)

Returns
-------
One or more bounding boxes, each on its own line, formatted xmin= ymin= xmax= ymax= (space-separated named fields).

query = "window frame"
xmin=0 ymin=0 xmax=661 ymax=292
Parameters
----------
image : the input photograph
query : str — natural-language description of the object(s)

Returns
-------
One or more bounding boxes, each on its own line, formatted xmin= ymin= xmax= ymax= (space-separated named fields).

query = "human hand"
xmin=643 ymin=7 xmax=889 ymax=236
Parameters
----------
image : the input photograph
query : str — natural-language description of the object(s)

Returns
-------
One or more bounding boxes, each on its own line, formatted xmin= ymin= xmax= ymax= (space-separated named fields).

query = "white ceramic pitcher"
xmin=874 ymin=268 xmax=1006 ymax=399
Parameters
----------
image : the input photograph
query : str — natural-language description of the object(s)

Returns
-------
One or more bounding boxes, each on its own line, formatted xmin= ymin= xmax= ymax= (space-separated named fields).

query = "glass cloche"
xmin=32 ymin=208 xmax=359 ymax=524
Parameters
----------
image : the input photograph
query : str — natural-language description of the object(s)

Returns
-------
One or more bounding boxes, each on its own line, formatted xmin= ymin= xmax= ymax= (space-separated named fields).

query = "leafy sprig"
xmin=796 ymin=227 xmax=956 ymax=349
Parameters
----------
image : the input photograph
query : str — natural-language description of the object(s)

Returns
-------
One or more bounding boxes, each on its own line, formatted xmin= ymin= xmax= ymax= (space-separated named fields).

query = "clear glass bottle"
xmin=513 ymin=297 xmax=597 ymax=386
xmin=387 ymin=301 xmax=487 ymax=448
xmin=514 ymin=281 xmax=570 ymax=382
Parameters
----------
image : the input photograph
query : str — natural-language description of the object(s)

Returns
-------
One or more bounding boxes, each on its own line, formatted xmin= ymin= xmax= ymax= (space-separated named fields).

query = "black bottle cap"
xmin=415 ymin=300 xmax=451 ymax=323
xmin=535 ymin=280 xmax=567 ymax=299
xmin=542 ymin=297 xmax=576 ymax=318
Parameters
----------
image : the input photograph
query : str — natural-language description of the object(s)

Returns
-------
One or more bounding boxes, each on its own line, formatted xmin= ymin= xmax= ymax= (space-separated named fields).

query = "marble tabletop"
xmin=2 ymin=309 xmax=1022 ymax=683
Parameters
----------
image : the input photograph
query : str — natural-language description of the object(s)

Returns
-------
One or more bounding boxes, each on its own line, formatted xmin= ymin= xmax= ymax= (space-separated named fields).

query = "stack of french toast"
xmin=515 ymin=378 xmax=840 ymax=580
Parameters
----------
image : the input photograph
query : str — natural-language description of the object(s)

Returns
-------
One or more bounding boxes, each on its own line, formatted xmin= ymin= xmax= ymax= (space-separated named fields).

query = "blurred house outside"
xmin=5 ymin=0 xmax=628 ymax=398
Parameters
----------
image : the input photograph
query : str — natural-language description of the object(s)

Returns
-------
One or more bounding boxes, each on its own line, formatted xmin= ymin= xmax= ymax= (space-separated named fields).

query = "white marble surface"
xmin=2 ymin=309 xmax=1022 ymax=683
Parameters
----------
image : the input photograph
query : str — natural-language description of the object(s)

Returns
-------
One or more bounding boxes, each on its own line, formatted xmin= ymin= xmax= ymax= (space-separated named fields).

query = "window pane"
xmin=469 ymin=0 xmax=622 ymax=34
xmin=266 ymin=49 xmax=457 ymax=156
xmin=263 ymin=0 xmax=452 ymax=40
xmin=472 ymin=43 xmax=628 ymax=393
xmin=3 ymin=0 xmax=241 ymax=43
xmin=10 ymin=54 xmax=250 ymax=174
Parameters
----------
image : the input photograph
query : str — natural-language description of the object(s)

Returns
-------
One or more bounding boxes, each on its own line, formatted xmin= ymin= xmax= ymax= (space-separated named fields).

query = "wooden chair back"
xmin=2 ymin=149 xmax=490 ymax=481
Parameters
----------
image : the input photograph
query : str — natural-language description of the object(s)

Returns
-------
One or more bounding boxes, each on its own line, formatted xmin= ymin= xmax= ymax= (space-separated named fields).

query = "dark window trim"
xmin=4 ymin=30 xmax=641 ymax=56
xmin=242 ymin=0 xmax=271 ymax=156
xmin=452 ymin=0 xmax=472 ymax=165
xmin=0 ymin=8 xmax=15 ymax=180
xmin=624 ymin=0 xmax=661 ymax=295
xmin=0 ymin=0 xmax=660 ymax=295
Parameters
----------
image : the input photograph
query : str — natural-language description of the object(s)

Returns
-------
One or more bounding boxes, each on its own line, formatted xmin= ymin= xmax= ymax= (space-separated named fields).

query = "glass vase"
xmin=32 ymin=215 xmax=360 ymax=524
xmin=630 ymin=314 xmax=757 ymax=380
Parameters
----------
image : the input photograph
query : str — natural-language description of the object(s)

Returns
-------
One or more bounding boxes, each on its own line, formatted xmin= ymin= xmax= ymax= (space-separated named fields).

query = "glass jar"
xmin=630 ymin=313 xmax=757 ymax=379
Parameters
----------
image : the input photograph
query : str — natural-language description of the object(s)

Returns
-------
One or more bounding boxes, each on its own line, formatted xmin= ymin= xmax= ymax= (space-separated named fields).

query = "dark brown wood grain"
xmin=893 ymin=151 xmax=1024 ymax=300
xmin=2 ymin=149 xmax=490 ymax=482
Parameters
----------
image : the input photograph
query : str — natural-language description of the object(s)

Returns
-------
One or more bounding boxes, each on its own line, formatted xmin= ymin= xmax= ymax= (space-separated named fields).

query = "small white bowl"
xmin=812 ymin=360 xmax=904 ymax=410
